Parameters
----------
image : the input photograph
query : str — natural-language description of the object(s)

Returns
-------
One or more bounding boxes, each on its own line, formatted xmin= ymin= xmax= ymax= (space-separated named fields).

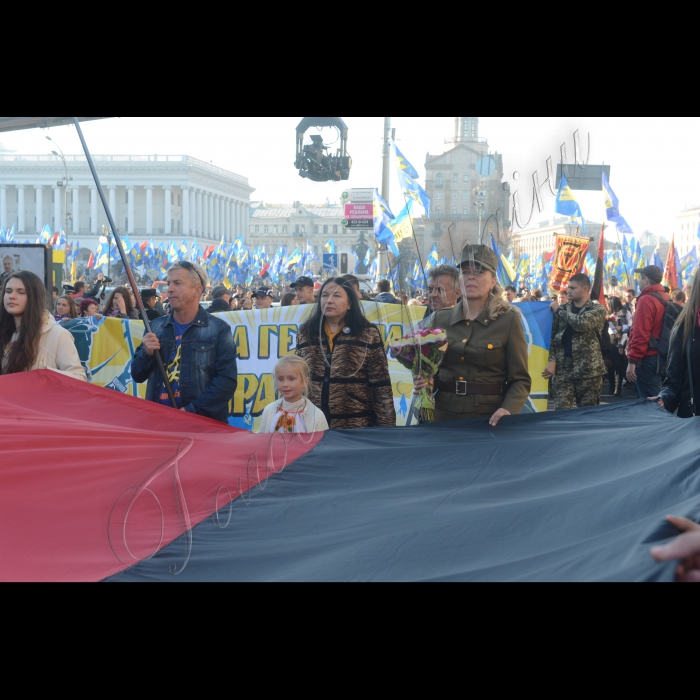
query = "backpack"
xmin=648 ymin=293 xmax=682 ymax=365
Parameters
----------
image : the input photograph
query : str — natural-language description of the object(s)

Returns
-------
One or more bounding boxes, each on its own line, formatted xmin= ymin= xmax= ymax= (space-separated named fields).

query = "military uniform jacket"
xmin=549 ymin=300 xmax=607 ymax=379
xmin=431 ymin=302 xmax=532 ymax=416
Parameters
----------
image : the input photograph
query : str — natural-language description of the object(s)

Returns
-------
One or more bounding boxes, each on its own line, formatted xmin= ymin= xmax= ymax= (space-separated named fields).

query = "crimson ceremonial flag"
xmin=591 ymin=226 xmax=606 ymax=305
xmin=550 ymin=234 xmax=591 ymax=293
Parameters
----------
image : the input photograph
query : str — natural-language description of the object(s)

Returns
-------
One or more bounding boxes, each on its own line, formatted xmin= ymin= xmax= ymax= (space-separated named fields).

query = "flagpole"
xmin=382 ymin=117 xmax=392 ymax=202
xmin=71 ymin=117 xmax=178 ymax=410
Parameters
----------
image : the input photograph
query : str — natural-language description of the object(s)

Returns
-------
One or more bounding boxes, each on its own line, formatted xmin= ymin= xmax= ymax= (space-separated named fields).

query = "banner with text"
xmin=65 ymin=302 xmax=553 ymax=428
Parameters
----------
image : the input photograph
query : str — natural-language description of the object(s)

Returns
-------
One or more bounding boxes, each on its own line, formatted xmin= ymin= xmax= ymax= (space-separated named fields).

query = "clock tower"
xmin=455 ymin=117 xmax=479 ymax=142
xmin=416 ymin=116 xmax=510 ymax=259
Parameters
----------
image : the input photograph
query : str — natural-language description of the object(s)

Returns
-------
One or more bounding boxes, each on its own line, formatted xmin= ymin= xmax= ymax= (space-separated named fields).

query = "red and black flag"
xmin=0 ymin=370 xmax=695 ymax=582
xmin=591 ymin=225 xmax=606 ymax=305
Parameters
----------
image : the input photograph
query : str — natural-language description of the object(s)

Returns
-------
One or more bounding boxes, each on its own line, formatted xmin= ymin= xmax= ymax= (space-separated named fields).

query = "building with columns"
xmin=250 ymin=200 xmax=366 ymax=256
xmin=0 ymin=154 xmax=254 ymax=261
xmin=675 ymin=206 xmax=700 ymax=255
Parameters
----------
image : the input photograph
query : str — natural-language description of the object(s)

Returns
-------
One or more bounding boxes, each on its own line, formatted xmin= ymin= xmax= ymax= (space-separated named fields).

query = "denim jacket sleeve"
xmin=183 ymin=321 xmax=238 ymax=419
xmin=131 ymin=341 xmax=157 ymax=383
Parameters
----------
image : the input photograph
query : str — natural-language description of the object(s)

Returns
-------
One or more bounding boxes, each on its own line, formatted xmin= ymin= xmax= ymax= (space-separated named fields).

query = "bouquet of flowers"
xmin=390 ymin=328 xmax=448 ymax=423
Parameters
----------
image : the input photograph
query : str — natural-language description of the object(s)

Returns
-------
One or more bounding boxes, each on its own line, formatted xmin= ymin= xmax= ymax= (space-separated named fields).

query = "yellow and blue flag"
xmin=394 ymin=144 xmax=420 ymax=180
xmin=490 ymin=235 xmax=517 ymax=288
xmin=392 ymin=142 xmax=431 ymax=218
xmin=37 ymin=224 xmax=52 ymax=246
xmin=325 ymin=239 xmax=335 ymax=255
xmin=555 ymin=175 xmax=587 ymax=233
xmin=425 ymin=245 xmax=439 ymax=271
xmin=603 ymin=172 xmax=633 ymax=235
xmin=387 ymin=199 xmax=414 ymax=244
xmin=680 ymin=250 xmax=698 ymax=286
xmin=373 ymin=190 xmax=399 ymax=256
xmin=517 ymin=254 xmax=531 ymax=284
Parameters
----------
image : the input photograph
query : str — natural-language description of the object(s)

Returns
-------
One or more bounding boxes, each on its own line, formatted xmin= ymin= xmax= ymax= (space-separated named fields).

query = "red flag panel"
xmin=0 ymin=371 xmax=321 ymax=582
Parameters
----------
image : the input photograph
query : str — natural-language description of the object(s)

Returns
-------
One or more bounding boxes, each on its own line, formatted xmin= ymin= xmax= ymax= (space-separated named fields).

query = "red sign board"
xmin=344 ymin=203 xmax=373 ymax=221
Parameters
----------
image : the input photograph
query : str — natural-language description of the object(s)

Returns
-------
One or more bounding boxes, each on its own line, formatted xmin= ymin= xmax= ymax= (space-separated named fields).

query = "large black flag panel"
xmin=108 ymin=403 xmax=699 ymax=583
xmin=1 ymin=368 xmax=699 ymax=582
xmin=0 ymin=117 xmax=114 ymax=133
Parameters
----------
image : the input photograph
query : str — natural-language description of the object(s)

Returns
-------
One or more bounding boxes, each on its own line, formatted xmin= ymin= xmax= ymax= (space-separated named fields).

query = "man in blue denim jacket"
xmin=131 ymin=262 xmax=238 ymax=424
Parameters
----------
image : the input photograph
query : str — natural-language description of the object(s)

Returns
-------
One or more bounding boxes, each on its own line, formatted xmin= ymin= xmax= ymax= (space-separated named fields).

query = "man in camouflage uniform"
xmin=543 ymin=274 xmax=607 ymax=411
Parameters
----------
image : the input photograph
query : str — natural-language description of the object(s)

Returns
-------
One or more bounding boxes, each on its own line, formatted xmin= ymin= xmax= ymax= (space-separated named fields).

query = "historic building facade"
xmin=0 ymin=153 xmax=254 ymax=260
xmin=420 ymin=117 xmax=511 ymax=260
xmin=250 ymin=201 xmax=365 ymax=256
xmin=675 ymin=206 xmax=700 ymax=255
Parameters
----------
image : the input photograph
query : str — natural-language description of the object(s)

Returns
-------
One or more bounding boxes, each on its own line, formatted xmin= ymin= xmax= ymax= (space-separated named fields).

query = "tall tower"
xmin=455 ymin=117 xmax=479 ymax=142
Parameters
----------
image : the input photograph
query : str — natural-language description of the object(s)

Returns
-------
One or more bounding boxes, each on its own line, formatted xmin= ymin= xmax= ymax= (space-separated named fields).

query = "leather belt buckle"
xmin=456 ymin=381 xmax=468 ymax=396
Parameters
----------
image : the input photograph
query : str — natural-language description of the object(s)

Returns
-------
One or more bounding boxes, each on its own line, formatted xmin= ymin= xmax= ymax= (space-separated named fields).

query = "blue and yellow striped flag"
xmin=555 ymin=175 xmax=587 ymax=233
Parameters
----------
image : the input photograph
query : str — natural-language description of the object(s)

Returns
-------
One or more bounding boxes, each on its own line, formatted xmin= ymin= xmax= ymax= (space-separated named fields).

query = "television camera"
xmin=295 ymin=117 xmax=352 ymax=182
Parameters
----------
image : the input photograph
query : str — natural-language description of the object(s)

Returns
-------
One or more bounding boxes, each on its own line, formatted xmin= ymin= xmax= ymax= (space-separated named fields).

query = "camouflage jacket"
xmin=549 ymin=300 xmax=607 ymax=379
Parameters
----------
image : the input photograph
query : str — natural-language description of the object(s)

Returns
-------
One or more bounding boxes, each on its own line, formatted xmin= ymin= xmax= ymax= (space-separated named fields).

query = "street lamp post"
xmin=101 ymin=225 xmax=112 ymax=283
xmin=45 ymin=136 xmax=73 ymax=258
xmin=473 ymin=182 xmax=486 ymax=245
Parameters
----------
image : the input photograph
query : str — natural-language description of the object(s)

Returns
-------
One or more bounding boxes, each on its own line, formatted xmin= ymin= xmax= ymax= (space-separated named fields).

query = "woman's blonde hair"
xmin=487 ymin=276 xmax=510 ymax=320
xmin=274 ymin=355 xmax=310 ymax=397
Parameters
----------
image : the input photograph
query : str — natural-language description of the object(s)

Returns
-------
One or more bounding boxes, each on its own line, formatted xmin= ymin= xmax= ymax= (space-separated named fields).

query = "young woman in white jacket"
xmin=1 ymin=271 xmax=86 ymax=381
xmin=257 ymin=356 xmax=329 ymax=434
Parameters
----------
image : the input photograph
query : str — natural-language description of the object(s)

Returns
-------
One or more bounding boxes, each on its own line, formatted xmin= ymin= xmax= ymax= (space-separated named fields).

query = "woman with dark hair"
xmin=54 ymin=295 xmax=79 ymax=323
xmin=280 ymin=292 xmax=298 ymax=308
xmin=103 ymin=286 xmax=139 ymax=320
xmin=1 ymin=271 xmax=86 ymax=380
xmin=605 ymin=296 xmax=633 ymax=396
xmin=296 ymin=277 xmax=396 ymax=430
xmin=654 ymin=280 xmax=700 ymax=417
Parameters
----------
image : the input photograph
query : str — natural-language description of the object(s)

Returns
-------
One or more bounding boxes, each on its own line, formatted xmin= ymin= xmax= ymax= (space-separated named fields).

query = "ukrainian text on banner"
xmin=65 ymin=302 xmax=554 ymax=428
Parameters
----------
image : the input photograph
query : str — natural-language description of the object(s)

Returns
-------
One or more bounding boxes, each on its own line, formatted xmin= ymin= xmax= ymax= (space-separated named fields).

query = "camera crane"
xmin=295 ymin=117 xmax=352 ymax=182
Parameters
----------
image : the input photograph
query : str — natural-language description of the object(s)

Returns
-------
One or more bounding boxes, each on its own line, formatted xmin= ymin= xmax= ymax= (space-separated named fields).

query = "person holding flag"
xmin=544 ymin=274 xmax=607 ymax=411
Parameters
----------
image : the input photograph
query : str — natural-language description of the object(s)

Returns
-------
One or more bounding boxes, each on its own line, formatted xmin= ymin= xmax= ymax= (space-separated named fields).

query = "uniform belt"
xmin=438 ymin=381 xmax=507 ymax=396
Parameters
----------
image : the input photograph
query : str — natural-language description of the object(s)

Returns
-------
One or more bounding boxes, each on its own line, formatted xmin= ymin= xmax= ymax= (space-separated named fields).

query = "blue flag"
xmin=602 ymin=172 xmax=633 ymax=235
xmin=394 ymin=144 xmax=420 ymax=180
xmin=393 ymin=142 xmax=431 ymax=218
xmin=490 ymin=235 xmax=517 ymax=288
xmin=555 ymin=175 xmax=586 ymax=232
xmin=373 ymin=190 xmax=399 ymax=256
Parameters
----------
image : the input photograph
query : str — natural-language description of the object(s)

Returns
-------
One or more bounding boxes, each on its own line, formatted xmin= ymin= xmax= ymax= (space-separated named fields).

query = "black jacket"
xmin=659 ymin=327 xmax=699 ymax=418
xmin=208 ymin=299 xmax=231 ymax=314
xmin=140 ymin=307 xmax=162 ymax=323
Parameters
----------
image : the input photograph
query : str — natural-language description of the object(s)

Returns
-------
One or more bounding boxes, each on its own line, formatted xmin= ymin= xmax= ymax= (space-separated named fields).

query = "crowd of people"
xmin=1 ymin=244 xmax=699 ymax=581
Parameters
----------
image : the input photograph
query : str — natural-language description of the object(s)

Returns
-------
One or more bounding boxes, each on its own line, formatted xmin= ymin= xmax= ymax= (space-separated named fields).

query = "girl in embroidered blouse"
xmin=257 ymin=356 xmax=329 ymax=434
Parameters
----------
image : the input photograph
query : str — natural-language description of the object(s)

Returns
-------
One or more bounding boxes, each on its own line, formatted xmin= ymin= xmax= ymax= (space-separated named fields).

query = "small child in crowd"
xmin=257 ymin=356 xmax=329 ymax=434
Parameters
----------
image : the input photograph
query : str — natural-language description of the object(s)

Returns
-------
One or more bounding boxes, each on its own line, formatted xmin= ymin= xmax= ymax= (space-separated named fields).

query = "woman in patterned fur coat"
xmin=296 ymin=277 xmax=396 ymax=430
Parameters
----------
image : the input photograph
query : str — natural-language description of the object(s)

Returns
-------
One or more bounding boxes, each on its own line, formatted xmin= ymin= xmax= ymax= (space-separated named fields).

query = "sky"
xmin=1 ymin=117 xmax=698 ymax=239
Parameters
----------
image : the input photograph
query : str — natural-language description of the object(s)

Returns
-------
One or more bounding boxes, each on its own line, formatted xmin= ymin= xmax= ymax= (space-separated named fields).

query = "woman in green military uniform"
xmin=414 ymin=245 xmax=531 ymax=426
